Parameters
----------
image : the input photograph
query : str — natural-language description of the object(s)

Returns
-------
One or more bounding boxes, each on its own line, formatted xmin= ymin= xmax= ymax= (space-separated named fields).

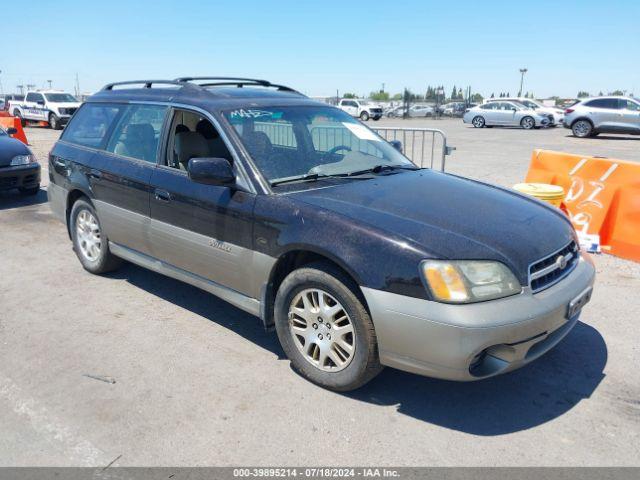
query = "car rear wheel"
xmin=572 ymin=119 xmax=594 ymax=138
xmin=359 ymin=111 xmax=370 ymax=121
xmin=274 ymin=262 xmax=382 ymax=391
xmin=472 ymin=116 xmax=485 ymax=128
xmin=49 ymin=113 xmax=62 ymax=130
xmin=520 ymin=116 xmax=535 ymax=129
xmin=70 ymin=199 xmax=122 ymax=274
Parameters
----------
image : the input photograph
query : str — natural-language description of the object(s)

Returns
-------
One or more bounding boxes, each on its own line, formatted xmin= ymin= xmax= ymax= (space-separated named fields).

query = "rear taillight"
xmin=565 ymin=108 xmax=574 ymax=114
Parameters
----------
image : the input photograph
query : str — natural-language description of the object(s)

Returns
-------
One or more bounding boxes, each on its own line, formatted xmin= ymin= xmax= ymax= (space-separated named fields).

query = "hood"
xmin=52 ymin=102 xmax=82 ymax=108
xmin=289 ymin=170 xmax=575 ymax=284
xmin=0 ymin=135 xmax=31 ymax=166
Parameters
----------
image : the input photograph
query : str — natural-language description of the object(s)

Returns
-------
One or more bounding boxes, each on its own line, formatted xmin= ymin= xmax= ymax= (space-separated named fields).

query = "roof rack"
xmin=174 ymin=77 xmax=303 ymax=95
xmin=101 ymin=80 xmax=199 ymax=91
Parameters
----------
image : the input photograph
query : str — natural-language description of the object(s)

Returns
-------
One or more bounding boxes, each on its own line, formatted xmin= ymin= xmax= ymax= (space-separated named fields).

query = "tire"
xmin=359 ymin=111 xmax=370 ymax=121
xmin=49 ymin=113 xmax=62 ymax=130
xmin=471 ymin=116 xmax=485 ymax=128
xmin=13 ymin=110 xmax=26 ymax=127
xmin=571 ymin=119 xmax=594 ymax=138
xmin=19 ymin=185 xmax=40 ymax=196
xmin=70 ymin=198 xmax=123 ymax=274
xmin=274 ymin=262 xmax=383 ymax=391
xmin=520 ymin=116 xmax=535 ymax=129
xmin=372 ymin=116 xmax=380 ymax=121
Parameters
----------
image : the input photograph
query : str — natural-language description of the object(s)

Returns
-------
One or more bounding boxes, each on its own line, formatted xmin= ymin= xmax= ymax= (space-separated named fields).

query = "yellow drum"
xmin=512 ymin=183 xmax=565 ymax=208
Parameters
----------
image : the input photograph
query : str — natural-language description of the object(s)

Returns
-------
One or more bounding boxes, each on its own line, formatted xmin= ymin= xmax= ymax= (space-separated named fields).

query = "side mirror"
xmin=389 ymin=140 xmax=403 ymax=153
xmin=188 ymin=157 xmax=235 ymax=186
xmin=7 ymin=127 xmax=17 ymax=135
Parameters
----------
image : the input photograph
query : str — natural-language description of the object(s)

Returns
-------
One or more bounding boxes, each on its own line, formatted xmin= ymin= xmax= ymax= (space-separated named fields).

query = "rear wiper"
xmin=270 ymin=172 xmax=370 ymax=187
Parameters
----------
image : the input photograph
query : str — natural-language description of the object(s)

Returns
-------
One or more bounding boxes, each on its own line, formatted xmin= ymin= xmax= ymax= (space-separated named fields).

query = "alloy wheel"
xmin=76 ymin=210 xmax=102 ymax=261
xmin=288 ymin=288 xmax=355 ymax=372
xmin=573 ymin=120 xmax=591 ymax=137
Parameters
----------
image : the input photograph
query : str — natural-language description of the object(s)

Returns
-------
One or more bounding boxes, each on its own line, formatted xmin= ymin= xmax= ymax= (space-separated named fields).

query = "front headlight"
xmin=10 ymin=154 xmax=36 ymax=166
xmin=421 ymin=260 xmax=522 ymax=303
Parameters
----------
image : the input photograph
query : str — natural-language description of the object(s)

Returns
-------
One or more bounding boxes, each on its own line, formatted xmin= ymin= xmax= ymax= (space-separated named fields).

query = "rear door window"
xmin=106 ymin=104 xmax=169 ymax=162
xmin=584 ymin=98 xmax=619 ymax=109
xmin=62 ymin=103 xmax=123 ymax=148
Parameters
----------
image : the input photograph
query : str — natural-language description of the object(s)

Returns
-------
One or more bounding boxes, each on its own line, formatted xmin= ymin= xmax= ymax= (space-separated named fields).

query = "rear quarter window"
xmin=62 ymin=103 xmax=123 ymax=148
xmin=584 ymin=98 xmax=619 ymax=109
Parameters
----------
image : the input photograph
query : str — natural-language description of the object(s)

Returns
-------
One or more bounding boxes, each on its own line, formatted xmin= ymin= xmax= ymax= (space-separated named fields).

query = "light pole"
xmin=47 ymin=79 xmax=52 ymax=89
xmin=519 ymin=68 xmax=528 ymax=97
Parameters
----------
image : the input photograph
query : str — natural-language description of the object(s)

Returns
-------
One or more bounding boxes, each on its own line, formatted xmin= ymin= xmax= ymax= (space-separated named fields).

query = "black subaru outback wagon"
xmin=48 ymin=77 xmax=595 ymax=391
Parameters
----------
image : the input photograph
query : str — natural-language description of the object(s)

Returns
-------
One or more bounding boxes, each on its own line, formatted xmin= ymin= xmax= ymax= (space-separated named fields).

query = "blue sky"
xmin=3 ymin=0 xmax=639 ymax=99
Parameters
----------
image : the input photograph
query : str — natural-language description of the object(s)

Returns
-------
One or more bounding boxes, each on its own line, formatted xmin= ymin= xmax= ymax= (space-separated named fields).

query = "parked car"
xmin=338 ymin=98 xmax=383 ymax=121
xmin=406 ymin=104 xmax=434 ymax=117
xmin=441 ymin=102 xmax=467 ymax=117
xmin=385 ymin=105 xmax=405 ymax=118
xmin=9 ymin=90 xmax=81 ymax=130
xmin=463 ymin=101 xmax=550 ymax=129
xmin=48 ymin=77 xmax=595 ymax=391
xmin=0 ymin=125 xmax=40 ymax=195
xmin=563 ymin=96 xmax=640 ymax=138
xmin=485 ymin=97 xmax=564 ymax=126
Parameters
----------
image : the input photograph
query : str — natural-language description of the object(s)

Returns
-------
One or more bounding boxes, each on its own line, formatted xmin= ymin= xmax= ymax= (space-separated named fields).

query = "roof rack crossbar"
xmin=175 ymin=77 xmax=303 ymax=95
xmin=175 ymin=76 xmax=271 ymax=86
xmin=101 ymin=80 xmax=199 ymax=91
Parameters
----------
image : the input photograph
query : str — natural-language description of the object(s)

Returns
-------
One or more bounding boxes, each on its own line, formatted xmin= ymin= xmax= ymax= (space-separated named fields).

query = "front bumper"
xmin=0 ymin=163 xmax=41 ymax=191
xmin=362 ymin=254 xmax=596 ymax=381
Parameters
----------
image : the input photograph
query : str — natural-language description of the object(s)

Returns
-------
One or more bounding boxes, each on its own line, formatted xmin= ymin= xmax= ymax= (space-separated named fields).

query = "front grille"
xmin=547 ymin=114 xmax=554 ymax=121
xmin=61 ymin=107 xmax=77 ymax=115
xmin=529 ymin=240 xmax=579 ymax=292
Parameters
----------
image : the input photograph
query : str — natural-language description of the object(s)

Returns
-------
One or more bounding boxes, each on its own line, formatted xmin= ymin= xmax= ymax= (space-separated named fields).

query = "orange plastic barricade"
xmin=525 ymin=149 xmax=640 ymax=262
xmin=0 ymin=116 xmax=28 ymax=145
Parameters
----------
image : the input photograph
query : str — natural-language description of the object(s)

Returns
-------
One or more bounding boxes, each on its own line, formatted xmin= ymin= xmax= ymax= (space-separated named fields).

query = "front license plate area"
xmin=567 ymin=286 xmax=593 ymax=319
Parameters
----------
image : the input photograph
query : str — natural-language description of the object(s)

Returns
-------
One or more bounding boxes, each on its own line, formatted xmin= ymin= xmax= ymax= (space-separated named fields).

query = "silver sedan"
xmin=463 ymin=101 xmax=550 ymax=129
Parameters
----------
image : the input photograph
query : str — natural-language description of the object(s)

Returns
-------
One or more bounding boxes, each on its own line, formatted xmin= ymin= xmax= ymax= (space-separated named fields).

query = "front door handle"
xmin=154 ymin=189 xmax=171 ymax=202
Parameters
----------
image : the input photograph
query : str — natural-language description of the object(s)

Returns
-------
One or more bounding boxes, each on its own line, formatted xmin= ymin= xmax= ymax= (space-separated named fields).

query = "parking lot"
xmin=1 ymin=119 xmax=639 ymax=467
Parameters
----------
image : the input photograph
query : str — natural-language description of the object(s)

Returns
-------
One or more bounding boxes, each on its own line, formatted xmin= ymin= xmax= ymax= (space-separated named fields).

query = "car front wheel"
xmin=472 ymin=116 xmax=485 ymax=128
xmin=359 ymin=111 xmax=370 ymax=121
xmin=49 ymin=113 xmax=62 ymax=130
xmin=274 ymin=262 xmax=382 ymax=391
xmin=70 ymin=198 xmax=122 ymax=274
xmin=520 ymin=116 xmax=535 ymax=129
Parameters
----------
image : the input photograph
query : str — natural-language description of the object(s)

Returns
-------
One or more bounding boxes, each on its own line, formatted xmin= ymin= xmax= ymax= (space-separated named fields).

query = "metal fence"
xmin=252 ymin=122 xmax=454 ymax=172
xmin=371 ymin=127 xmax=453 ymax=171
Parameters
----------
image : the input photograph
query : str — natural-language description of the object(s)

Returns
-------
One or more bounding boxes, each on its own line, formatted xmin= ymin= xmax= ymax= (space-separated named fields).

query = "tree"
xmin=392 ymin=93 xmax=403 ymax=100
xmin=507 ymin=92 xmax=511 ymax=97
xmin=471 ymin=93 xmax=484 ymax=103
xmin=343 ymin=92 xmax=357 ymax=99
xmin=598 ymin=91 xmax=604 ymax=96
xmin=490 ymin=93 xmax=495 ymax=98
xmin=458 ymin=87 xmax=464 ymax=99
xmin=609 ymin=90 xmax=624 ymax=96
xmin=577 ymin=91 xmax=590 ymax=98
xmin=370 ymin=91 xmax=390 ymax=101
xmin=451 ymin=85 xmax=457 ymax=100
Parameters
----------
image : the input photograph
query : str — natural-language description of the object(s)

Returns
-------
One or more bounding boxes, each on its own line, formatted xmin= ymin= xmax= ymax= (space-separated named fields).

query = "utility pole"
xmin=519 ymin=68 xmax=528 ymax=97
xmin=26 ymin=83 xmax=36 ymax=92
xmin=47 ymin=79 xmax=52 ymax=89
xmin=75 ymin=73 xmax=80 ymax=98
xmin=381 ymin=82 xmax=385 ymax=93
xmin=17 ymin=84 xmax=24 ymax=95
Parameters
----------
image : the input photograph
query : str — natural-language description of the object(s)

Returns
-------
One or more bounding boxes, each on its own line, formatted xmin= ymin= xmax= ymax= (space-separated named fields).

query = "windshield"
xmin=44 ymin=93 xmax=77 ymax=103
xmin=225 ymin=106 xmax=415 ymax=185
xmin=520 ymin=100 xmax=539 ymax=109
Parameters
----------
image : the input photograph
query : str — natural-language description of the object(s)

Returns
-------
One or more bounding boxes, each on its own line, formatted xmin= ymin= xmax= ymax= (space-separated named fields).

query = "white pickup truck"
xmin=9 ymin=90 xmax=81 ymax=130
xmin=337 ymin=98 xmax=383 ymax=121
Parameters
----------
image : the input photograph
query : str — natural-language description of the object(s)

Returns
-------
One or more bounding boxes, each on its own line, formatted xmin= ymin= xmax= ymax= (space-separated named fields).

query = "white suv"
xmin=338 ymin=99 xmax=383 ymax=121
xmin=563 ymin=97 xmax=640 ymax=138
xmin=10 ymin=90 xmax=82 ymax=130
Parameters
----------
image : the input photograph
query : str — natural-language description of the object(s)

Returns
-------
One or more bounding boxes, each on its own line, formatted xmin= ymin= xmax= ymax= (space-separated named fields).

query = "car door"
xmin=618 ymin=99 xmax=640 ymax=132
xmin=24 ymin=92 xmax=43 ymax=121
xmin=148 ymin=108 xmax=259 ymax=298
xmin=88 ymin=103 xmax=169 ymax=256
xmin=341 ymin=100 xmax=358 ymax=117
xmin=584 ymin=98 xmax=619 ymax=129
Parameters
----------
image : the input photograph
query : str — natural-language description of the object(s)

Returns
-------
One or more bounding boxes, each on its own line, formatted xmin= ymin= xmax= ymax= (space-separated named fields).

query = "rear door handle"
xmin=87 ymin=169 xmax=102 ymax=179
xmin=154 ymin=189 xmax=171 ymax=202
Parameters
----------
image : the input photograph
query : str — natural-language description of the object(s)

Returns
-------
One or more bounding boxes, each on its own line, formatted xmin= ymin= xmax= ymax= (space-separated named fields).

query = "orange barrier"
xmin=525 ymin=149 xmax=640 ymax=262
xmin=0 ymin=116 xmax=28 ymax=145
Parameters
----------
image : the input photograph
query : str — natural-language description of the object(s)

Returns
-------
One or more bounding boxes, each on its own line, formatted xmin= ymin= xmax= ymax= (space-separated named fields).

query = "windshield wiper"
xmin=345 ymin=164 xmax=420 ymax=177
xmin=270 ymin=172 xmax=370 ymax=187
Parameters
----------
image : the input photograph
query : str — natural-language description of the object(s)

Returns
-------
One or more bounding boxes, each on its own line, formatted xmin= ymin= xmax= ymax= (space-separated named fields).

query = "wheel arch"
xmin=260 ymin=247 xmax=368 ymax=329
xmin=570 ymin=116 xmax=594 ymax=128
xmin=64 ymin=188 xmax=94 ymax=239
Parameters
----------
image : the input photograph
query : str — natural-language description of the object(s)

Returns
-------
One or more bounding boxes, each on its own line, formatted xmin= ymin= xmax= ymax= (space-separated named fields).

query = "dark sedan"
xmin=0 ymin=126 xmax=40 ymax=195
